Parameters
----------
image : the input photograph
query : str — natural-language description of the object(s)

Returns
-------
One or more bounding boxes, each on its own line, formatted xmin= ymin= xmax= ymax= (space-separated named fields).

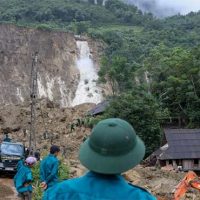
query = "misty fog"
xmin=125 ymin=0 xmax=200 ymax=17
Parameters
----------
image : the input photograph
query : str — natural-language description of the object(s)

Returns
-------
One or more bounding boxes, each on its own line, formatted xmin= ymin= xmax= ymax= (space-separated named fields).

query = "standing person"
xmin=40 ymin=145 xmax=60 ymax=190
xmin=43 ymin=118 xmax=157 ymax=200
xmin=17 ymin=159 xmax=24 ymax=171
xmin=3 ymin=133 xmax=11 ymax=142
xmin=14 ymin=156 xmax=37 ymax=200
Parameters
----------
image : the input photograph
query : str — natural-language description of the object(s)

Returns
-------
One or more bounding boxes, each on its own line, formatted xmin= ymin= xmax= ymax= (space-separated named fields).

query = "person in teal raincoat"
xmin=14 ymin=156 xmax=37 ymax=200
xmin=3 ymin=133 xmax=11 ymax=142
xmin=43 ymin=118 xmax=157 ymax=200
xmin=17 ymin=159 xmax=24 ymax=171
xmin=40 ymin=145 xmax=60 ymax=190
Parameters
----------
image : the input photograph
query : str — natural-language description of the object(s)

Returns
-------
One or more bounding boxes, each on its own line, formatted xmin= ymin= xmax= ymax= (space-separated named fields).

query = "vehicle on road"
xmin=0 ymin=142 xmax=25 ymax=173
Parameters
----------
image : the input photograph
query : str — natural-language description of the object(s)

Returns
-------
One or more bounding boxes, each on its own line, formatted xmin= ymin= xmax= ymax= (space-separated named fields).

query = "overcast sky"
xmin=125 ymin=0 xmax=200 ymax=17
xmin=159 ymin=0 xmax=200 ymax=14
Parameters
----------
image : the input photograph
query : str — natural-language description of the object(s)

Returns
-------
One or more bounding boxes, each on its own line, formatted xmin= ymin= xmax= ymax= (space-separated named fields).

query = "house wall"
xmin=182 ymin=160 xmax=193 ymax=170
xmin=179 ymin=159 xmax=200 ymax=171
xmin=163 ymin=159 xmax=200 ymax=171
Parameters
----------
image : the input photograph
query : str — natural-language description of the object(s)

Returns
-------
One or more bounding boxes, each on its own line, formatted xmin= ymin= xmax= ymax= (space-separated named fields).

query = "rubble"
xmin=0 ymin=100 xmax=200 ymax=199
xmin=125 ymin=166 xmax=200 ymax=199
xmin=0 ymin=99 xmax=93 ymax=159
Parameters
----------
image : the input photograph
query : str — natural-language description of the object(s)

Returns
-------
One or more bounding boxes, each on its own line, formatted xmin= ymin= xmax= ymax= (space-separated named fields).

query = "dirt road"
xmin=0 ymin=176 xmax=19 ymax=200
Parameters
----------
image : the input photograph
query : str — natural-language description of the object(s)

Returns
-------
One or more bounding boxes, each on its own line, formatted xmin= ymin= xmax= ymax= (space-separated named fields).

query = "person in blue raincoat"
xmin=40 ymin=145 xmax=60 ymax=190
xmin=14 ymin=156 xmax=37 ymax=200
xmin=43 ymin=118 xmax=157 ymax=200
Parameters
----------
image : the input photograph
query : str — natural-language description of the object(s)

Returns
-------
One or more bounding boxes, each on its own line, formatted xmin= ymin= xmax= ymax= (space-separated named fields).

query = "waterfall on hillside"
xmin=72 ymin=40 xmax=102 ymax=106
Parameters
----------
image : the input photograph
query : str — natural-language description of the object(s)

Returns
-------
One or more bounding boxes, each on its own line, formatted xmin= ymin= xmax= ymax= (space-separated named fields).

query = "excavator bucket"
xmin=174 ymin=171 xmax=199 ymax=200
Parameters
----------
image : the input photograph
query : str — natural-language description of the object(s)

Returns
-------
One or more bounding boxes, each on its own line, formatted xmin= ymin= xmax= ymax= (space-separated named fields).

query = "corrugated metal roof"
xmin=159 ymin=129 xmax=200 ymax=160
xmin=87 ymin=100 xmax=109 ymax=116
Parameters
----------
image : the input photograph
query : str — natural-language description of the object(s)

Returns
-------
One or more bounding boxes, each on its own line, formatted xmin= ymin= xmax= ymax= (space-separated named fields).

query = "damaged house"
xmin=156 ymin=129 xmax=200 ymax=171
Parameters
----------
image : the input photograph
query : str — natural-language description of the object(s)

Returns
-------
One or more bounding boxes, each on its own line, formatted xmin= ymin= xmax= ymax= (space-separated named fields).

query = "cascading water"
xmin=102 ymin=0 xmax=106 ymax=6
xmin=72 ymin=40 xmax=102 ymax=106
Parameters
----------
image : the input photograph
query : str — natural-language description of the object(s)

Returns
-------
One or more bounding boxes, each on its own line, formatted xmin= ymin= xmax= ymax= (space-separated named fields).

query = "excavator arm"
xmin=174 ymin=171 xmax=200 ymax=200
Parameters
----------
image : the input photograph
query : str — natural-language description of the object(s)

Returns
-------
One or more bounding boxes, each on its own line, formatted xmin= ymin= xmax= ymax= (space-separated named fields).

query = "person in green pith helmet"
xmin=43 ymin=118 xmax=156 ymax=200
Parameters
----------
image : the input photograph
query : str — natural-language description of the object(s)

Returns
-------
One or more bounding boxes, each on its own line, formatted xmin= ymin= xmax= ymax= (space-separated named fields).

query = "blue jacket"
xmin=43 ymin=171 xmax=157 ymax=200
xmin=40 ymin=154 xmax=59 ymax=188
xmin=17 ymin=160 xmax=24 ymax=171
xmin=14 ymin=164 xmax=33 ymax=193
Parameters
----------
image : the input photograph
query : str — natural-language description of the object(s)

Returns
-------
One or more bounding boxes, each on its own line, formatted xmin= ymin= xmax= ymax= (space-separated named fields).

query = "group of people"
xmin=14 ymin=118 xmax=157 ymax=200
xmin=14 ymin=145 xmax=60 ymax=200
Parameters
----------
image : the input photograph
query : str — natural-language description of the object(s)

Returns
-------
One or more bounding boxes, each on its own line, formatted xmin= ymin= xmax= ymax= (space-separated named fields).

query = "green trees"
xmin=98 ymin=45 xmax=200 ymax=156
xmin=142 ymin=45 xmax=200 ymax=127
xmin=0 ymin=0 xmax=156 ymax=29
xmin=0 ymin=0 xmax=117 ymax=26
xmin=99 ymin=89 xmax=163 ymax=156
xmin=0 ymin=0 xmax=200 ymax=154
xmin=99 ymin=56 xmax=133 ymax=94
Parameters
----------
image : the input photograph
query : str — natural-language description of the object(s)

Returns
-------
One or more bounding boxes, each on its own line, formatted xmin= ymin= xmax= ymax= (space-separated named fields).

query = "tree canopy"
xmin=1 ymin=0 xmax=200 ymax=155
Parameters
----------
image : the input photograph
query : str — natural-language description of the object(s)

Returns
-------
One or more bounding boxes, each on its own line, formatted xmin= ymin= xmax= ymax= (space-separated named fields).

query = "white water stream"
xmin=72 ymin=41 xmax=102 ymax=106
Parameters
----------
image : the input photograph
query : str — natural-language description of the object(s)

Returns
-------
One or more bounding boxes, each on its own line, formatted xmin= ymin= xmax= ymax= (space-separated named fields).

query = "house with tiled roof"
xmin=155 ymin=129 xmax=200 ymax=171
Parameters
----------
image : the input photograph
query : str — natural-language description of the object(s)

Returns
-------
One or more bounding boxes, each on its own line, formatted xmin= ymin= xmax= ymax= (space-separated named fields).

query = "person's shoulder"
xmin=44 ymin=178 xmax=78 ymax=199
xmin=51 ymin=156 xmax=59 ymax=164
xmin=128 ymin=183 xmax=157 ymax=199
xmin=20 ymin=165 xmax=31 ymax=173
xmin=41 ymin=156 xmax=48 ymax=162
xmin=42 ymin=155 xmax=52 ymax=162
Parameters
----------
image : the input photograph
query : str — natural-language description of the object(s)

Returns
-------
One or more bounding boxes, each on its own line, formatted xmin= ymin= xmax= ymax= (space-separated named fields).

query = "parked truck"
xmin=0 ymin=141 xmax=25 ymax=173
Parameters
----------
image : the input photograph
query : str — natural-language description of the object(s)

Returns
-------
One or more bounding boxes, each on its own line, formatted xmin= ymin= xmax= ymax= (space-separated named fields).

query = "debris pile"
xmin=125 ymin=166 xmax=200 ymax=199
xmin=0 ymin=100 xmax=200 ymax=199
xmin=0 ymin=99 xmax=94 ymax=159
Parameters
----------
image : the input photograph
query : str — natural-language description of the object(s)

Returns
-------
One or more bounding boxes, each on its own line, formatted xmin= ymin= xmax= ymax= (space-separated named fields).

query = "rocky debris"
xmin=1 ymin=100 xmax=200 ymax=200
xmin=0 ymin=99 xmax=93 ymax=159
xmin=0 ymin=116 xmax=5 ymax=124
xmin=125 ymin=166 xmax=200 ymax=200
xmin=69 ymin=159 xmax=87 ymax=178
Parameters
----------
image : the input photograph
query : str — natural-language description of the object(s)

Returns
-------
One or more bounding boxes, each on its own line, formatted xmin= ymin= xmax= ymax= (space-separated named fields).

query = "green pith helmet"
xmin=79 ymin=118 xmax=145 ymax=174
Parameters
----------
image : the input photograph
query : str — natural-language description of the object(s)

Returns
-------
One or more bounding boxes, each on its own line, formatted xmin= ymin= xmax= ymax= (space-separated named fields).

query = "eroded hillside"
xmin=0 ymin=24 xmax=79 ymax=106
xmin=0 ymin=24 xmax=105 ymax=107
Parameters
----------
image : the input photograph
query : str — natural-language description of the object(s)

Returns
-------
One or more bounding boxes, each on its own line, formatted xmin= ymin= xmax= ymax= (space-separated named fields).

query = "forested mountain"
xmin=0 ymin=0 xmax=199 ymax=155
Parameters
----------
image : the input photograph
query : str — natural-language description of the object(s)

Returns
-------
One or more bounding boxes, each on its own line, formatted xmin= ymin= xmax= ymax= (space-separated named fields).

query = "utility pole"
xmin=29 ymin=52 xmax=38 ymax=155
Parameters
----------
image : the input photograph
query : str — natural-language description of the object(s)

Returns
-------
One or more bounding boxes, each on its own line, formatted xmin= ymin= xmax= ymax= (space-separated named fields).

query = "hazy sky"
xmin=125 ymin=0 xmax=200 ymax=17
xmin=158 ymin=0 xmax=200 ymax=14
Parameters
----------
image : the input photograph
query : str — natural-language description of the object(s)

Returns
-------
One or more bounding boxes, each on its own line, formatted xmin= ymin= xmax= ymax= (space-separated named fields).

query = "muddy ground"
xmin=0 ymin=175 xmax=19 ymax=200
xmin=0 ymin=101 xmax=200 ymax=199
